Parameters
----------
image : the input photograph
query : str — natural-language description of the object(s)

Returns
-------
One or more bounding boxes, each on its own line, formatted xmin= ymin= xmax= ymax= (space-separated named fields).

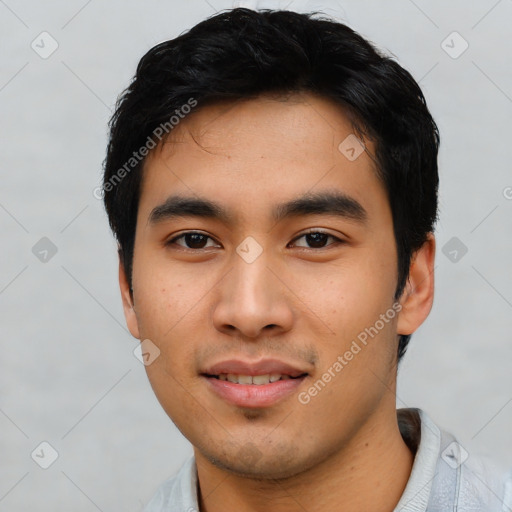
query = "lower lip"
xmin=203 ymin=376 xmax=307 ymax=408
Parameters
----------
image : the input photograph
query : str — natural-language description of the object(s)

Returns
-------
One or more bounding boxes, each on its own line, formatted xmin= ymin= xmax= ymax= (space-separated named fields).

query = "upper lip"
xmin=202 ymin=358 xmax=309 ymax=378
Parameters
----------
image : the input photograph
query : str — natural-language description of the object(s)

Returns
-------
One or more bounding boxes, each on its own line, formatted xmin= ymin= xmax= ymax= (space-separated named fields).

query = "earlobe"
xmin=396 ymin=233 xmax=436 ymax=336
xmin=119 ymin=255 xmax=141 ymax=340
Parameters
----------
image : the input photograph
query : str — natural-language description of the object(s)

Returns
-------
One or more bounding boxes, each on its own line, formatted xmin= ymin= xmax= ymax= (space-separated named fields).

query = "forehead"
xmin=139 ymin=92 xmax=389 ymax=227
xmin=158 ymin=92 xmax=369 ymax=164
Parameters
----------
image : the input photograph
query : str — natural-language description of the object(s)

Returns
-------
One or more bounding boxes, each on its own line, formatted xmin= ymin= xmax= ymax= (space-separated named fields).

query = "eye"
xmin=166 ymin=230 xmax=344 ymax=251
xmin=166 ymin=231 xmax=220 ymax=250
xmin=289 ymin=230 xmax=344 ymax=249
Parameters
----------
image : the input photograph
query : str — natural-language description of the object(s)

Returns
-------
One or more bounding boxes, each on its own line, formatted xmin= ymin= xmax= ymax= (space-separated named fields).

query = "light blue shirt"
xmin=144 ymin=408 xmax=512 ymax=511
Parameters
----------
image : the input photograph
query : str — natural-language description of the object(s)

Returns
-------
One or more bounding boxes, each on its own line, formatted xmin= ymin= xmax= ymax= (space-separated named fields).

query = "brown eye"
xmin=290 ymin=231 xmax=343 ymax=249
xmin=167 ymin=232 xmax=220 ymax=250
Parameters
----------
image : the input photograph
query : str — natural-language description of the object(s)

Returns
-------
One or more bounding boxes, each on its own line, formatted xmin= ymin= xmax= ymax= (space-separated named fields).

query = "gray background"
xmin=1 ymin=0 xmax=511 ymax=510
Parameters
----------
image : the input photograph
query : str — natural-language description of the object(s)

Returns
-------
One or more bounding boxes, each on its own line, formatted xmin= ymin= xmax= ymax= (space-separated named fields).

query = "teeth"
xmin=252 ymin=374 xmax=271 ymax=385
xmin=238 ymin=374 xmax=253 ymax=385
xmin=218 ymin=373 xmax=295 ymax=384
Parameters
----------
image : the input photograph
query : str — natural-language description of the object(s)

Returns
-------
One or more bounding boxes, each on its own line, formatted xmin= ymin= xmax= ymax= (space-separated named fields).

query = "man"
xmin=102 ymin=8 xmax=512 ymax=512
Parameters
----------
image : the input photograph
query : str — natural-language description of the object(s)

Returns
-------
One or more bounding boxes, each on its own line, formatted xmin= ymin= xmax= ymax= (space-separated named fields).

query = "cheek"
xmin=132 ymin=247 xmax=189 ymax=335
xmin=134 ymin=271 xmax=205 ymax=421
xmin=132 ymin=253 xmax=209 ymax=373
xmin=311 ymin=254 xmax=396 ymax=336
xmin=304 ymin=270 xmax=398 ymax=409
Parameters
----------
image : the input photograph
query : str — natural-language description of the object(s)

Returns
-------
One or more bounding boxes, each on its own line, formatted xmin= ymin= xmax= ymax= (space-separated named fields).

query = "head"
xmin=103 ymin=8 xmax=438 ymax=478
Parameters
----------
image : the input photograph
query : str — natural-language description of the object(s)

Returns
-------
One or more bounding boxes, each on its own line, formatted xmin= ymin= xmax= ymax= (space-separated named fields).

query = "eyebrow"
xmin=148 ymin=191 xmax=368 ymax=227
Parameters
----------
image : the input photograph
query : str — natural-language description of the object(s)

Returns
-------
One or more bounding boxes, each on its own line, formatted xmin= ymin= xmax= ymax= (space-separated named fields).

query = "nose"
xmin=212 ymin=253 xmax=294 ymax=340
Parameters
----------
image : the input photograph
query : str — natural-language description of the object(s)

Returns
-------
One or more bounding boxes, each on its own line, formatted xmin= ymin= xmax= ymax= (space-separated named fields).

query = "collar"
xmin=394 ymin=408 xmax=441 ymax=511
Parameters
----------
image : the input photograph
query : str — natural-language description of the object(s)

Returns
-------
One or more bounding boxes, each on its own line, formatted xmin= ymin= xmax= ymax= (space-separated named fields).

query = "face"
xmin=120 ymin=93 xmax=426 ymax=479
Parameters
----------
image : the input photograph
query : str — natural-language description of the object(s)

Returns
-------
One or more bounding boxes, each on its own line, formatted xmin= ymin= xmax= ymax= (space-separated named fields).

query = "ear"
xmin=396 ymin=233 xmax=436 ymax=336
xmin=118 ymin=252 xmax=141 ymax=340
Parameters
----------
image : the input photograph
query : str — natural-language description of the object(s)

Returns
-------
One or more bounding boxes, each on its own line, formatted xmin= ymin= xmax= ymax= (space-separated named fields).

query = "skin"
xmin=119 ymin=92 xmax=435 ymax=512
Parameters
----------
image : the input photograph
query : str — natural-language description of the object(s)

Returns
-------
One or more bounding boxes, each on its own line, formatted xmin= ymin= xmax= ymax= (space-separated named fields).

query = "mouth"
xmin=204 ymin=373 xmax=308 ymax=385
xmin=201 ymin=371 xmax=309 ymax=408
xmin=200 ymin=358 xmax=311 ymax=408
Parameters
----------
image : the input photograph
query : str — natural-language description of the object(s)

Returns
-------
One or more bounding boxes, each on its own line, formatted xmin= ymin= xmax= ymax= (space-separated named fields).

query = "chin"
xmin=203 ymin=445 xmax=313 ymax=481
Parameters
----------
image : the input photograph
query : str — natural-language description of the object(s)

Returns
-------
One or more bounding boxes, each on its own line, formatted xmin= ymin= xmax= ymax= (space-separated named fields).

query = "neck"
xmin=194 ymin=406 xmax=415 ymax=512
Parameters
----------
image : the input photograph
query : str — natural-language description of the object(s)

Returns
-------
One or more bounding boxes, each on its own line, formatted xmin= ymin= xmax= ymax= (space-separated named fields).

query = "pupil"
xmin=186 ymin=233 xmax=207 ymax=249
xmin=306 ymin=233 xmax=328 ymax=248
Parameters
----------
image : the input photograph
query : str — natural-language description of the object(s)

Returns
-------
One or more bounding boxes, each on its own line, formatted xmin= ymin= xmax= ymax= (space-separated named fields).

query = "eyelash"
xmin=165 ymin=229 xmax=345 ymax=251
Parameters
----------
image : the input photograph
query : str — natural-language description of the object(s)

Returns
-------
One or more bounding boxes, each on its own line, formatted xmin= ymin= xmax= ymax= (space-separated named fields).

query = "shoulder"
xmin=451 ymin=448 xmax=512 ymax=511
xmin=395 ymin=408 xmax=512 ymax=511
xmin=420 ymin=409 xmax=512 ymax=511
xmin=143 ymin=456 xmax=198 ymax=512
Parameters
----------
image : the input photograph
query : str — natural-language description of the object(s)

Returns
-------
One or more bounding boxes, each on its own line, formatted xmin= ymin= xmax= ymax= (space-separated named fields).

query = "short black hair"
xmin=103 ymin=8 xmax=439 ymax=363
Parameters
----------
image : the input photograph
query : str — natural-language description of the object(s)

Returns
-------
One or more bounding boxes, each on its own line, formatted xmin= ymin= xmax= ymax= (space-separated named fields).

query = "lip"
xmin=202 ymin=358 xmax=308 ymax=377
xmin=203 ymin=374 xmax=308 ymax=408
xmin=201 ymin=358 xmax=310 ymax=408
